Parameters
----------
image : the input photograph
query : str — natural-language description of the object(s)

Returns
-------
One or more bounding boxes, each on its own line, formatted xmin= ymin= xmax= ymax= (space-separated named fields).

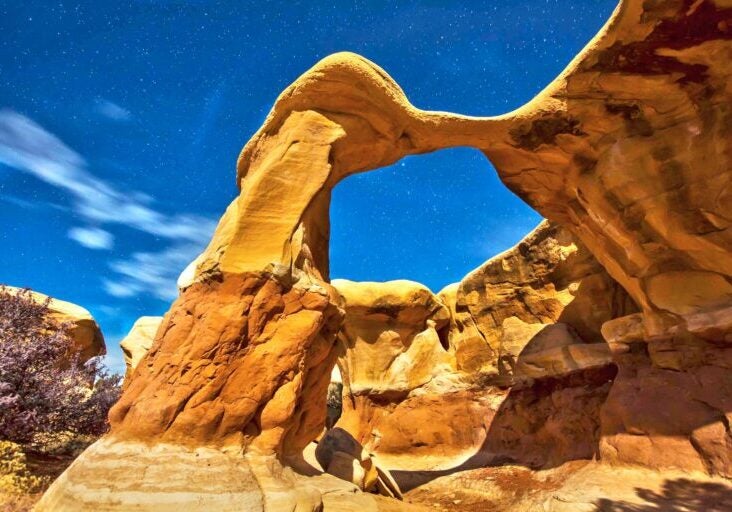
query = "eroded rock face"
xmin=333 ymin=279 xmax=454 ymax=399
xmin=447 ymin=221 xmax=636 ymax=381
xmin=119 ymin=316 xmax=162 ymax=379
xmin=600 ymin=332 xmax=732 ymax=477
xmin=110 ymin=271 xmax=343 ymax=453
xmin=332 ymin=279 xmax=469 ymax=464
xmin=39 ymin=271 xmax=348 ymax=511
xmin=40 ymin=437 xmax=422 ymax=512
xmin=39 ymin=0 xmax=732 ymax=509
xmin=331 ymin=222 xmax=628 ymax=473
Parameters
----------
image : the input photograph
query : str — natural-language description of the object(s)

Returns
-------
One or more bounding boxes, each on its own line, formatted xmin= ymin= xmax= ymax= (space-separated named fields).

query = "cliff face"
xmin=445 ymin=221 xmax=637 ymax=378
xmin=38 ymin=1 xmax=732 ymax=510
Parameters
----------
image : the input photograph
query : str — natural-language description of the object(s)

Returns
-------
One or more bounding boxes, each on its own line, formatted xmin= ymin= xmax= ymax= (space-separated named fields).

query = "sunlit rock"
xmin=119 ymin=316 xmax=163 ymax=379
xmin=38 ymin=0 xmax=732 ymax=509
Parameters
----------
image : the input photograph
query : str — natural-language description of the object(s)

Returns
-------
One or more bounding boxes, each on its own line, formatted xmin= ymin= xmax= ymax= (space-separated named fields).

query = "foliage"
xmin=0 ymin=441 xmax=47 ymax=495
xmin=326 ymin=382 xmax=343 ymax=411
xmin=325 ymin=381 xmax=343 ymax=429
xmin=0 ymin=287 xmax=121 ymax=447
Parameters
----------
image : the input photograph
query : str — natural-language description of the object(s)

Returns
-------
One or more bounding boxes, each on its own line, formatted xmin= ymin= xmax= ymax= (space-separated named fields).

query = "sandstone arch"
xmin=38 ymin=1 xmax=732 ymax=510
xmin=188 ymin=0 xmax=730 ymax=334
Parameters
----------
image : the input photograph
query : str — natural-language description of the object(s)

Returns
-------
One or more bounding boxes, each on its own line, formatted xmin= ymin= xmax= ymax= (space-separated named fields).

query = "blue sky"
xmin=0 ymin=1 xmax=616 ymax=373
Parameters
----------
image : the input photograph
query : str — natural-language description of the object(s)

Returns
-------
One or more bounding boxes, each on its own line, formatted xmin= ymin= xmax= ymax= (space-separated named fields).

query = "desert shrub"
xmin=325 ymin=382 xmax=343 ymax=429
xmin=0 ymin=287 xmax=121 ymax=448
xmin=0 ymin=441 xmax=47 ymax=495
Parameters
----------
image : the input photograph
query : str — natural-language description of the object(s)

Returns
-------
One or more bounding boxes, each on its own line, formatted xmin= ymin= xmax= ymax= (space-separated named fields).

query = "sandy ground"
xmin=403 ymin=460 xmax=732 ymax=512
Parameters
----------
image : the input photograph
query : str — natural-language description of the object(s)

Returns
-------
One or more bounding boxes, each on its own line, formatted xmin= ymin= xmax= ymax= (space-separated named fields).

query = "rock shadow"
xmin=391 ymin=362 xmax=618 ymax=492
xmin=594 ymin=478 xmax=732 ymax=511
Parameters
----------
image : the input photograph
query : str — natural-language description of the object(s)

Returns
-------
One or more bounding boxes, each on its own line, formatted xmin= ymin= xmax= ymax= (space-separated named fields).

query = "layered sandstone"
xmin=445 ymin=220 xmax=636 ymax=380
xmin=39 ymin=0 xmax=732 ymax=509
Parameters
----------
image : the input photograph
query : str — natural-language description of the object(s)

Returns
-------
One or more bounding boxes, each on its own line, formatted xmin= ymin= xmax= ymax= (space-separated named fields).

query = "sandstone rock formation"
xmin=444 ymin=220 xmax=636 ymax=381
xmin=119 ymin=316 xmax=163 ymax=379
xmin=38 ymin=0 xmax=732 ymax=509
xmin=331 ymin=222 xmax=630 ymax=473
xmin=333 ymin=279 xmax=454 ymax=401
xmin=1 ymin=285 xmax=104 ymax=362
xmin=599 ymin=330 xmax=732 ymax=477
xmin=314 ymin=427 xmax=403 ymax=499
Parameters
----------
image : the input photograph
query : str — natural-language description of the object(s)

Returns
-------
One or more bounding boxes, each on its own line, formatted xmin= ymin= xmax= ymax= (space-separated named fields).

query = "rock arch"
xmin=38 ymin=1 xmax=732 ymax=510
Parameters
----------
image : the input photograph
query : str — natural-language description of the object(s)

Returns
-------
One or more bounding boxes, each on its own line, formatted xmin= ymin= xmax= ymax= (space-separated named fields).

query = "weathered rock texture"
xmin=1 ymin=285 xmax=104 ymax=362
xmin=119 ymin=316 xmax=162 ymax=379
xmin=600 ymin=329 xmax=732 ymax=477
xmin=39 ymin=0 xmax=732 ymax=509
xmin=332 ymin=222 xmax=630 ymax=473
xmin=112 ymin=272 xmax=343 ymax=453
xmin=445 ymin=220 xmax=636 ymax=380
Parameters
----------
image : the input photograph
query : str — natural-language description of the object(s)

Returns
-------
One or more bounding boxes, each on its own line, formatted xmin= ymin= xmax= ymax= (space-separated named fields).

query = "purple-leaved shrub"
xmin=0 ymin=287 xmax=121 ymax=446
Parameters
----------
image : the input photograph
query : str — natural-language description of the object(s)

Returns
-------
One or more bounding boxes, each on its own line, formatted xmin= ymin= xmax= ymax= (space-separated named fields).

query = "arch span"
xmin=38 ymin=1 xmax=732 ymax=510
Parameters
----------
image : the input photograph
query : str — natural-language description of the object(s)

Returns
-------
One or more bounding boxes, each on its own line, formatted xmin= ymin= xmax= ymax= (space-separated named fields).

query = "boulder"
xmin=315 ymin=427 xmax=402 ymax=498
xmin=0 ymin=285 xmax=104 ymax=362
xmin=119 ymin=316 xmax=163 ymax=379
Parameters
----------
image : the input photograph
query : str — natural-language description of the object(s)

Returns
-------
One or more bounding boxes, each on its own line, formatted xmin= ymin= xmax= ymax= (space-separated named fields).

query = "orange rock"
xmin=39 ymin=0 xmax=732 ymax=508
xmin=331 ymin=224 xmax=628 ymax=472
xmin=450 ymin=221 xmax=635 ymax=381
xmin=600 ymin=332 xmax=732 ymax=477
xmin=109 ymin=270 xmax=343 ymax=454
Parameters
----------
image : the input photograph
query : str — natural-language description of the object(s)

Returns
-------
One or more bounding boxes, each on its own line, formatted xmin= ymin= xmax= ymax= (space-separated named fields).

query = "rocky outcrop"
xmin=39 ymin=271 xmax=350 ymax=511
xmin=39 ymin=0 xmax=732 ymax=509
xmin=599 ymin=331 xmax=732 ymax=477
xmin=119 ymin=316 xmax=163 ymax=379
xmin=1 ymin=286 xmax=104 ymax=362
xmin=333 ymin=279 xmax=454 ymax=401
xmin=110 ymin=272 xmax=343 ymax=452
xmin=332 ymin=279 xmax=468 ymax=465
xmin=444 ymin=221 xmax=636 ymax=381
xmin=331 ymin=222 xmax=628 ymax=474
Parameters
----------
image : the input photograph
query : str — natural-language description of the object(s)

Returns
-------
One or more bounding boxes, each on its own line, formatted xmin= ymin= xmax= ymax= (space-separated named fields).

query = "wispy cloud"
xmin=104 ymin=243 xmax=204 ymax=301
xmin=68 ymin=226 xmax=114 ymax=250
xmin=0 ymin=109 xmax=216 ymax=300
xmin=95 ymin=99 xmax=132 ymax=122
xmin=0 ymin=192 xmax=66 ymax=212
xmin=0 ymin=109 xmax=216 ymax=243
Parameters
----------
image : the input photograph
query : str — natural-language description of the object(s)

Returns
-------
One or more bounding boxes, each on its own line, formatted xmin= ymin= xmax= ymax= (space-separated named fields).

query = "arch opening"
xmin=329 ymin=146 xmax=542 ymax=291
